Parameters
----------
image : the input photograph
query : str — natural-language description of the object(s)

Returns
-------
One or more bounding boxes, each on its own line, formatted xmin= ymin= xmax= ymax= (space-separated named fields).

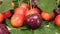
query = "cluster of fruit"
xmin=0 ymin=10 xmax=11 ymax=34
xmin=0 ymin=2 xmax=60 ymax=31
xmin=10 ymin=3 xmax=60 ymax=29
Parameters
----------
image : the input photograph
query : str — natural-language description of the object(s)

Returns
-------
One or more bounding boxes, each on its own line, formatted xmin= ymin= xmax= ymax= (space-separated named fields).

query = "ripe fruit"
xmin=54 ymin=15 xmax=60 ymax=26
xmin=14 ymin=7 xmax=26 ymax=16
xmin=11 ymin=14 xmax=24 ymax=27
xmin=54 ymin=8 xmax=60 ymax=16
xmin=41 ymin=12 xmax=55 ymax=21
xmin=20 ymin=3 xmax=29 ymax=9
xmin=25 ymin=14 xmax=42 ymax=29
xmin=0 ymin=13 xmax=4 ymax=23
xmin=3 ymin=10 xmax=12 ymax=18
xmin=0 ymin=24 xmax=10 ymax=34
xmin=25 ymin=8 xmax=39 ymax=16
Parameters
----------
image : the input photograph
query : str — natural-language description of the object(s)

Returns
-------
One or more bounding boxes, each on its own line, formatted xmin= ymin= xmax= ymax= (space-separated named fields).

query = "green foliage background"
xmin=0 ymin=0 xmax=60 ymax=34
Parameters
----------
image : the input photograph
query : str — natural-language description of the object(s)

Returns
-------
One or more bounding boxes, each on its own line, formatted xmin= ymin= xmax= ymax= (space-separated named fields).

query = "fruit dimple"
xmin=26 ymin=14 xmax=42 ymax=29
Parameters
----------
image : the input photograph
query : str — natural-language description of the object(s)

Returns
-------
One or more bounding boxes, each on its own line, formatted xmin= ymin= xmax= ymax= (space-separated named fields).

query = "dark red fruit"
xmin=3 ymin=10 xmax=12 ymax=18
xmin=0 ymin=24 xmax=10 ymax=34
xmin=54 ymin=15 xmax=60 ymax=26
xmin=25 ymin=14 xmax=42 ymax=29
xmin=54 ymin=8 xmax=60 ymax=16
xmin=0 ymin=13 xmax=4 ymax=23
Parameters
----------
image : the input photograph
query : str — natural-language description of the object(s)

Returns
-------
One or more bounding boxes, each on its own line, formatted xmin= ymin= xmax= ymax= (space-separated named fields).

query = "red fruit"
xmin=54 ymin=15 xmax=60 ymax=26
xmin=0 ymin=13 xmax=4 ymax=23
xmin=3 ymin=10 xmax=12 ymax=18
xmin=11 ymin=14 xmax=24 ymax=27
xmin=14 ymin=7 xmax=26 ymax=16
xmin=41 ymin=12 xmax=55 ymax=21
xmin=26 ymin=14 xmax=42 ymax=29
xmin=20 ymin=3 xmax=29 ymax=9
xmin=25 ymin=8 xmax=39 ymax=16
xmin=0 ymin=24 xmax=10 ymax=34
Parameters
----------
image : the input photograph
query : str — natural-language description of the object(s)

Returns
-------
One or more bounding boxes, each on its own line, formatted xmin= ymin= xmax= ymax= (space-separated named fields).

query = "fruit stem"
xmin=30 ymin=0 xmax=32 ymax=9
xmin=31 ymin=29 xmax=34 ymax=34
xmin=56 ymin=0 xmax=60 ymax=8
xmin=33 ymin=0 xmax=36 ymax=8
xmin=18 ymin=0 xmax=20 ymax=7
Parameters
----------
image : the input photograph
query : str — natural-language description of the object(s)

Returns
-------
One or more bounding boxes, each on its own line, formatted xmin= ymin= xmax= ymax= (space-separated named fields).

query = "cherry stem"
xmin=31 ymin=29 xmax=34 ymax=34
xmin=56 ymin=0 xmax=60 ymax=8
xmin=30 ymin=0 xmax=32 ymax=9
xmin=18 ymin=0 xmax=20 ymax=7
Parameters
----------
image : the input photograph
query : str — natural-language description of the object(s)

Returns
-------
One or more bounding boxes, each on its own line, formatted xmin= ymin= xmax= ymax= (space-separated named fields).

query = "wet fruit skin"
xmin=11 ymin=14 xmax=24 ymax=27
xmin=41 ymin=12 xmax=55 ymax=21
xmin=0 ymin=13 xmax=4 ymax=23
xmin=54 ymin=15 xmax=60 ymax=26
xmin=0 ymin=24 xmax=10 ymax=34
xmin=20 ymin=3 xmax=29 ymax=9
xmin=3 ymin=10 xmax=12 ymax=18
xmin=25 ymin=8 xmax=39 ymax=16
xmin=14 ymin=7 xmax=26 ymax=16
xmin=25 ymin=14 xmax=42 ymax=29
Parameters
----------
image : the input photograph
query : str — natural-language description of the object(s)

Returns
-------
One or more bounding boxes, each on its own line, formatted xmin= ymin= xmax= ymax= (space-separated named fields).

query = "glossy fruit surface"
xmin=41 ymin=12 xmax=55 ymax=21
xmin=54 ymin=15 xmax=60 ymax=26
xmin=26 ymin=14 xmax=42 ymax=29
xmin=0 ymin=13 xmax=4 ymax=23
xmin=3 ymin=10 xmax=12 ymax=18
xmin=54 ymin=8 xmax=60 ymax=16
xmin=0 ymin=24 xmax=10 ymax=34
xmin=25 ymin=8 xmax=39 ymax=16
xmin=11 ymin=14 xmax=24 ymax=27
xmin=20 ymin=3 xmax=29 ymax=9
xmin=14 ymin=7 xmax=26 ymax=16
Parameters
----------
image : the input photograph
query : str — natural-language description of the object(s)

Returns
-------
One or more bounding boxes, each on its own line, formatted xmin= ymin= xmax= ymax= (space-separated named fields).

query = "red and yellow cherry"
xmin=3 ymin=10 xmax=12 ymax=18
xmin=25 ymin=8 xmax=39 ymax=16
xmin=14 ymin=7 xmax=26 ymax=16
xmin=11 ymin=14 xmax=24 ymax=27
xmin=0 ymin=13 xmax=4 ymax=23
xmin=20 ymin=3 xmax=29 ymax=9
xmin=41 ymin=11 xmax=55 ymax=21
xmin=54 ymin=15 xmax=60 ymax=26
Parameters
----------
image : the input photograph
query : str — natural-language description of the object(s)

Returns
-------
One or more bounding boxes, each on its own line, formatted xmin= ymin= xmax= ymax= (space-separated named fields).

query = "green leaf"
xmin=5 ymin=19 xmax=13 ymax=28
xmin=10 ymin=29 xmax=33 ymax=34
xmin=0 ymin=0 xmax=13 ymax=13
xmin=37 ymin=0 xmax=56 ymax=14
xmin=34 ymin=21 xmax=60 ymax=34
